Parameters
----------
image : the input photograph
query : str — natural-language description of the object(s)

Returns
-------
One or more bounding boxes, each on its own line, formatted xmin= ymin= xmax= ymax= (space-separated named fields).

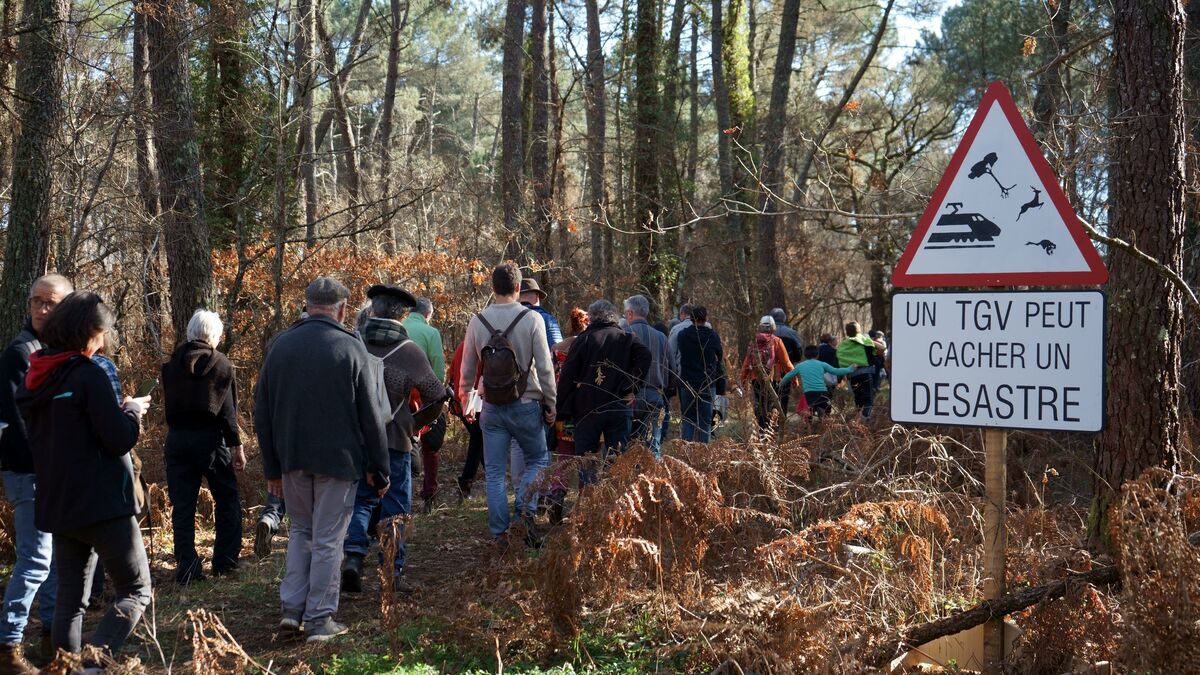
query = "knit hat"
xmin=758 ymin=315 xmax=776 ymax=333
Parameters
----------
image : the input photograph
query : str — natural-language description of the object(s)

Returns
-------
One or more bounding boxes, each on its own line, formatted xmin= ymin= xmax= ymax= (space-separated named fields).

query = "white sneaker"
xmin=279 ymin=616 xmax=301 ymax=633
xmin=304 ymin=619 xmax=348 ymax=642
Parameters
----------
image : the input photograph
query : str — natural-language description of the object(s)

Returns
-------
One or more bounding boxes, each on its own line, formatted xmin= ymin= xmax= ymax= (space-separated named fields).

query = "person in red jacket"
xmin=738 ymin=315 xmax=795 ymax=430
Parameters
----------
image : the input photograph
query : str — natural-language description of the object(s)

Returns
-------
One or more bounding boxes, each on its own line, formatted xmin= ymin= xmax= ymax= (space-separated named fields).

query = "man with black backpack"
xmin=457 ymin=264 xmax=557 ymax=545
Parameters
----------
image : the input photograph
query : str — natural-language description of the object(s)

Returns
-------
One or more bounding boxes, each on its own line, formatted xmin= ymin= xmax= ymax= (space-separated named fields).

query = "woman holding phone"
xmin=15 ymin=291 xmax=152 ymax=659
xmin=161 ymin=309 xmax=245 ymax=584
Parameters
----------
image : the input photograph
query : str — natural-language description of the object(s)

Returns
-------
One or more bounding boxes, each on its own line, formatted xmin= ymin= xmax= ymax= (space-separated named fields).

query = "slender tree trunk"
xmin=317 ymin=8 xmax=364 ymax=239
xmin=379 ymin=0 xmax=407 ymax=254
xmin=711 ymin=0 xmax=750 ymax=321
xmin=0 ymin=0 xmax=68 ymax=339
xmin=675 ymin=9 xmax=700 ymax=306
xmin=549 ymin=8 xmax=569 ymax=267
xmin=204 ymin=1 xmax=249 ymax=248
xmin=633 ymin=0 xmax=662 ymax=297
xmin=295 ymin=0 xmax=319 ymax=248
xmin=584 ymin=0 xmax=607 ymax=289
xmin=530 ymin=0 xmax=551 ymax=264
xmin=1090 ymin=0 xmax=1187 ymax=548
xmin=310 ymin=0 xmax=372 ymax=154
xmin=501 ymin=0 xmax=527 ymax=260
xmin=791 ymin=0 xmax=894 ymax=204
xmin=146 ymin=0 xmax=213 ymax=343
xmin=659 ymin=0 xmax=687 ymax=228
xmin=755 ymin=0 xmax=800 ymax=312
xmin=1031 ymin=0 xmax=1071 ymax=146
xmin=133 ymin=4 xmax=164 ymax=351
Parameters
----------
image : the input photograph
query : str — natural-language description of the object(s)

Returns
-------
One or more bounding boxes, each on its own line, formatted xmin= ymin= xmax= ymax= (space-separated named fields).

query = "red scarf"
xmin=25 ymin=350 xmax=82 ymax=391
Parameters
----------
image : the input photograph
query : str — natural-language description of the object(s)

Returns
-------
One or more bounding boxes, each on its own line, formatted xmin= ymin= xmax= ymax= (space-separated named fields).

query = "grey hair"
xmin=587 ymin=299 xmax=620 ymax=325
xmin=414 ymin=297 xmax=433 ymax=317
xmin=186 ymin=310 xmax=224 ymax=347
xmin=30 ymin=273 xmax=73 ymax=298
xmin=623 ymin=294 xmax=650 ymax=319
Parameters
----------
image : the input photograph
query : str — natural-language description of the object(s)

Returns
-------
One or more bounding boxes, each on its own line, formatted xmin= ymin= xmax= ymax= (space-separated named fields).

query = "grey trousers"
xmin=280 ymin=471 xmax=355 ymax=623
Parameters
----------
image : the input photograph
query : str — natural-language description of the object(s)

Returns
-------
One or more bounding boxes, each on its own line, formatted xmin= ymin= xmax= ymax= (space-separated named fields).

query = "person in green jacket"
xmin=402 ymin=298 xmax=448 ymax=510
xmin=835 ymin=322 xmax=884 ymax=418
xmin=401 ymin=298 xmax=445 ymax=381
xmin=780 ymin=346 xmax=858 ymax=418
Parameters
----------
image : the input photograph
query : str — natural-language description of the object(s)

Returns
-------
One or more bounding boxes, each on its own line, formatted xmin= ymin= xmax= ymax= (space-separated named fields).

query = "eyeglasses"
xmin=29 ymin=297 xmax=59 ymax=311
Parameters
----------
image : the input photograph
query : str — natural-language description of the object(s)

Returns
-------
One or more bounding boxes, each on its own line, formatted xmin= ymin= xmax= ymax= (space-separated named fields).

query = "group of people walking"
xmin=0 ymin=264 xmax=888 ymax=669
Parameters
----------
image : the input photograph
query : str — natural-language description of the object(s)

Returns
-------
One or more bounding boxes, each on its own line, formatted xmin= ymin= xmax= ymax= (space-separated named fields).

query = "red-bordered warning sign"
xmin=892 ymin=81 xmax=1108 ymax=288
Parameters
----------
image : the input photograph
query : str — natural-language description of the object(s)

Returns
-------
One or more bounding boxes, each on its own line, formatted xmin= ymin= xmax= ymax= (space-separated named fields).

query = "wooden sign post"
xmin=982 ymin=428 xmax=1008 ymax=670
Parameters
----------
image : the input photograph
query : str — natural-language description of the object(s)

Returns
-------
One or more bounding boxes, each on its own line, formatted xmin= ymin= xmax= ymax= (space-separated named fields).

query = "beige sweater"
xmin=458 ymin=300 xmax=557 ymax=409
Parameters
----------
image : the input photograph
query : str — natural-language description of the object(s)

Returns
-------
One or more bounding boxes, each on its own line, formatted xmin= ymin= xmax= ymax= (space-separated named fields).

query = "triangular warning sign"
xmin=892 ymin=81 xmax=1107 ymax=287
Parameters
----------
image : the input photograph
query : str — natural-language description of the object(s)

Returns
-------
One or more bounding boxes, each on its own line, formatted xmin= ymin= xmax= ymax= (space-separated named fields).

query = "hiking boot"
xmin=340 ymin=554 xmax=364 ymax=593
xmin=420 ymin=498 xmax=434 ymax=515
xmin=279 ymin=613 xmax=302 ymax=634
xmin=254 ymin=520 xmax=275 ymax=559
xmin=389 ymin=574 xmax=416 ymax=596
xmin=304 ymin=618 xmax=348 ymax=643
xmin=0 ymin=643 xmax=37 ymax=675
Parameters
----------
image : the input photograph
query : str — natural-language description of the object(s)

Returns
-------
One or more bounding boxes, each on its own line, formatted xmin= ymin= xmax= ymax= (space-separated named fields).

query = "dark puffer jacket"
xmin=556 ymin=320 xmax=652 ymax=420
xmin=17 ymin=351 xmax=141 ymax=532
xmin=162 ymin=340 xmax=240 ymax=446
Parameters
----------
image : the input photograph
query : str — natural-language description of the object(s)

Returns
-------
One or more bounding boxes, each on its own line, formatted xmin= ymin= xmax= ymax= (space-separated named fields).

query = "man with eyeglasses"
xmin=0 ymin=273 xmax=73 ymax=672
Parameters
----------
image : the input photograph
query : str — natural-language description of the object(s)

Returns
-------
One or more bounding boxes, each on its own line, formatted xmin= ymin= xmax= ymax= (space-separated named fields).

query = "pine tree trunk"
xmin=295 ymin=0 xmax=319 ymax=249
xmin=584 ymin=0 xmax=607 ymax=289
xmin=501 ymin=0 xmax=527 ymax=260
xmin=633 ymin=0 xmax=662 ymax=295
xmin=530 ymin=0 xmax=551 ymax=264
xmin=133 ymin=4 xmax=164 ymax=352
xmin=379 ymin=0 xmax=406 ymax=254
xmin=0 ymin=0 xmax=19 ymax=202
xmin=146 ymin=0 xmax=213 ymax=344
xmin=1090 ymin=0 xmax=1187 ymax=548
xmin=755 ymin=0 xmax=800 ymax=313
xmin=0 ymin=0 xmax=67 ymax=340
xmin=317 ymin=9 xmax=364 ymax=241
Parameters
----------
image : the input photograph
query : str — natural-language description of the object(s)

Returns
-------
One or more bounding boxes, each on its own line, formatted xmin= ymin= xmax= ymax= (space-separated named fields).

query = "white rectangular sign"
xmin=890 ymin=290 xmax=1104 ymax=432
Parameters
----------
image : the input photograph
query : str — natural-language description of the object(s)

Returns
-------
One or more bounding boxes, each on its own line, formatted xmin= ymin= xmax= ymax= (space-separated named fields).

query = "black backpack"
xmin=476 ymin=309 xmax=533 ymax=404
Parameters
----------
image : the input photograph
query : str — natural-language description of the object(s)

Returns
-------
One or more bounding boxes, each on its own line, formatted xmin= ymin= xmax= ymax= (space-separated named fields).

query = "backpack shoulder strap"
xmin=380 ymin=338 xmax=411 ymax=362
xmin=501 ymin=308 xmax=533 ymax=337
xmin=476 ymin=312 xmax=500 ymax=335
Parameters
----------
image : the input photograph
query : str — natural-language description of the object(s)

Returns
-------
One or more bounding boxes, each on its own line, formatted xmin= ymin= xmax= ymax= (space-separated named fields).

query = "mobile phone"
xmin=135 ymin=378 xmax=158 ymax=398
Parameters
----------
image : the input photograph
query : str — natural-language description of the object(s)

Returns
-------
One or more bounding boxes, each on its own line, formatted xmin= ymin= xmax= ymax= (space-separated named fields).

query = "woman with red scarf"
xmin=16 ymin=292 xmax=151 ymax=661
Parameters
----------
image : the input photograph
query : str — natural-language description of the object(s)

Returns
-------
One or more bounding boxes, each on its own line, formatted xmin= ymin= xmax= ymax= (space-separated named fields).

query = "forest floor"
xmin=11 ymin=383 xmax=1186 ymax=673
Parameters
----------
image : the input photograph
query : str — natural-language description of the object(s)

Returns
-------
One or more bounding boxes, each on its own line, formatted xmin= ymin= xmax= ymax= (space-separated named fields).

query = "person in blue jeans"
xmin=0 ymin=273 xmax=72 ymax=671
xmin=457 ymin=264 xmax=557 ymax=545
xmin=341 ymin=284 xmax=447 ymax=592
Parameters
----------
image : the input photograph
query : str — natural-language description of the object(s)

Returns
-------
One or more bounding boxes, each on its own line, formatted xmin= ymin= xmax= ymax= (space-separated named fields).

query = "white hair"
xmin=187 ymin=310 xmax=224 ymax=347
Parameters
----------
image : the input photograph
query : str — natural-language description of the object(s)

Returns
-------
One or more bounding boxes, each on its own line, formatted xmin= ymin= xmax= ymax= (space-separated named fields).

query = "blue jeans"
xmin=631 ymin=389 xmax=665 ymax=457
xmin=344 ymin=450 xmax=411 ymax=575
xmin=260 ymin=492 xmax=286 ymax=529
xmin=0 ymin=471 xmax=55 ymax=643
xmin=679 ymin=385 xmax=713 ymax=443
xmin=481 ymin=399 xmax=548 ymax=536
xmin=573 ymin=408 xmax=632 ymax=485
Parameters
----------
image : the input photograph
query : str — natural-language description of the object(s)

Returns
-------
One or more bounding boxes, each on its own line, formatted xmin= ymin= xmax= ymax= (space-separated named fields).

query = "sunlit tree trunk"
xmin=1090 ymin=0 xmax=1187 ymax=548
xmin=584 ymin=0 xmax=607 ymax=289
